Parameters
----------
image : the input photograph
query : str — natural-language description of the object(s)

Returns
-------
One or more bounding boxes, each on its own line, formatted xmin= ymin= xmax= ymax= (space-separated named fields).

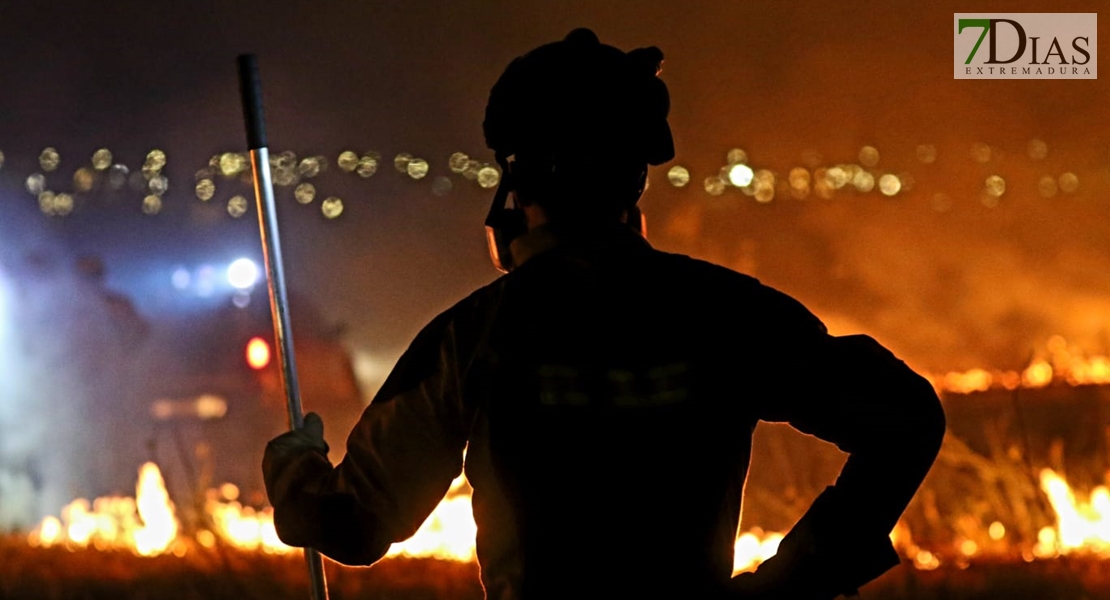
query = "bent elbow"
xmin=905 ymin=372 xmax=946 ymax=463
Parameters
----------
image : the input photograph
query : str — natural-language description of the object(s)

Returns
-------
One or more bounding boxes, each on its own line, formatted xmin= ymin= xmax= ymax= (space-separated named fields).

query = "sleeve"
xmin=736 ymin=283 xmax=946 ymax=597
xmin=263 ymin=305 xmax=476 ymax=566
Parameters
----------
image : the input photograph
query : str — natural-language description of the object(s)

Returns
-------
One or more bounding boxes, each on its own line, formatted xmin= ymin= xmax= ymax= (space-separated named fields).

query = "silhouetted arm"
xmin=263 ymin=307 xmax=475 ymax=566
xmin=735 ymin=285 xmax=946 ymax=598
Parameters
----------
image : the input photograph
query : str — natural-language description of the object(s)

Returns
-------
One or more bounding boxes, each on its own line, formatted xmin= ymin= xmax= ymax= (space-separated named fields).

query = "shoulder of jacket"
xmin=649 ymin=249 xmax=763 ymax=287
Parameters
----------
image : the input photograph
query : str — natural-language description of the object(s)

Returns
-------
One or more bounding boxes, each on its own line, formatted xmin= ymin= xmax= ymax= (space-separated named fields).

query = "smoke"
xmin=651 ymin=171 xmax=1110 ymax=374
xmin=0 ymin=200 xmax=147 ymax=529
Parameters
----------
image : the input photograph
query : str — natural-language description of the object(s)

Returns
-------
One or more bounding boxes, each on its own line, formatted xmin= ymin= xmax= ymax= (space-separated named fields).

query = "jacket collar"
xmin=509 ymin=222 xmax=652 ymax=268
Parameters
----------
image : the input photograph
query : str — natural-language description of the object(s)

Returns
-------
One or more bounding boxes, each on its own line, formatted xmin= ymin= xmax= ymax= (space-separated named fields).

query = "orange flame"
xmin=26 ymin=458 xmax=1110 ymax=572
xmin=931 ymin=336 xmax=1110 ymax=394
xmin=732 ymin=529 xmax=783 ymax=574
xmin=384 ymin=474 xmax=477 ymax=561
xmin=1034 ymin=468 xmax=1110 ymax=558
xmin=29 ymin=461 xmax=179 ymax=556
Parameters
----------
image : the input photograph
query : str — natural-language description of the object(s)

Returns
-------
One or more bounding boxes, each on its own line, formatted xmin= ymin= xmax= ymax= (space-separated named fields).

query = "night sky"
xmin=2 ymin=0 xmax=1109 ymax=388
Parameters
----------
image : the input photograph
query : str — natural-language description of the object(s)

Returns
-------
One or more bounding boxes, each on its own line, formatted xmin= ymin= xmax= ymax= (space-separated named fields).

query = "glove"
xmin=265 ymin=412 xmax=329 ymax=458
xmin=262 ymin=412 xmax=333 ymax=547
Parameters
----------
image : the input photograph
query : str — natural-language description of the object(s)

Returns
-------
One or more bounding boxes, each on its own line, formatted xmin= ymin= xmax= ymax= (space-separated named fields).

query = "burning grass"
xmin=7 ymin=372 xmax=1110 ymax=598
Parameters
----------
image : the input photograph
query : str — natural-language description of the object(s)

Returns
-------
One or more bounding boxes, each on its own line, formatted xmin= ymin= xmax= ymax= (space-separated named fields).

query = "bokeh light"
xmin=227 ymin=195 xmax=248 ymax=218
xmin=754 ymin=186 xmax=774 ymax=203
xmin=824 ymin=166 xmax=851 ymax=189
xmin=141 ymin=195 xmax=162 ymax=215
xmin=195 ymin=179 xmax=215 ymax=201
xmin=667 ymin=165 xmax=690 ymax=187
xmin=92 ymin=148 xmax=112 ymax=170
xmin=321 ymin=197 xmax=344 ymax=219
xmin=989 ymin=522 xmax=1006 ymax=541
xmin=751 ymin=169 xmax=775 ymax=202
xmin=246 ymin=338 xmax=271 ymax=370
xmin=26 ymin=174 xmax=45 ymax=195
xmin=462 ymin=160 xmax=482 ymax=180
xmin=148 ymin=175 xmax=168 ymax=196
xmin=73 ymin=168 xmax=95 ymax=192
xmin=878 ymin=174 xmax=902 ymax=196
xmin=295 ymin=182 xmax=316 ymax=204
xmin=406 ymin=158 xmax=429 ymax=180
xmin=337 ymin=151 xmax=360 ymax=172
xmin=858 ymin=145 xmax=880 ymax=167
xmin=219 ymin=153 xmax=246 ymax=177
xmin=813 ymin=169 xmax=833 ymax=199
xmin=227 ymin=259 xmax=259 ymax=290
xmin=357 ymin=153 xmax=379 ymax=178
xmin=54 ymin=194 xmax=76 ymax=216
xmin=297 ymin=156 xmax=326 ymax=178
xmin=39 ymin=147 xmax=60 ymax=172
xmin=726 ymin=148 xmax=748 ymax=165
xmin=273 ymin=168 xmax=298 ymax=187
xmin=788 ymin=167 xmax=810 ymax=199
xmin=704 ymin=176 xmax=726 ymax=196
xmin=984 ymin=175 xmax=1006 ymax=197
xmin=274 ymin=151 xmax=296 ymax=170
xmin=728 ymin=164 xmax=754 ymax=187
xmin=788 ymin=167 xmax=809 ymax=189
xmin=145 ymin=149 xmax=167 ymax=171
xmin=37 ymin=191 xmax=56 ymax=215
xmin=394 ymin=153 xmax=413 ymax=173
xmin=1058 ymin=172 xmax=1079 ymax=193
xmin=448 ymin=152 xmax=470 ymax=173
xmin=476 ymin=165 xmax=500 ymax=188
xmin=852 ymin=170 xmax=875 ymax=193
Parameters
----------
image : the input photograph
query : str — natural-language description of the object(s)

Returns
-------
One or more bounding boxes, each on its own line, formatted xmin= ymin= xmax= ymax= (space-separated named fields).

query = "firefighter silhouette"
xmin=264 ymin=28 xmax=945 ymax=600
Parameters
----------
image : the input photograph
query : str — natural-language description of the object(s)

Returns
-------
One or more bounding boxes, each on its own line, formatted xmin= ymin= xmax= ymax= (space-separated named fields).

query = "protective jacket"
xmin=264 ymin=223 xmax=946 ymax=600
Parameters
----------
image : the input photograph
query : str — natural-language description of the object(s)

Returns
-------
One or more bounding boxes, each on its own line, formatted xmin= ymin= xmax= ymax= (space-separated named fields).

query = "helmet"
xmin=483 ymin=28 xmax=675 ymax=171
xmin=482 ymin=28 xmax=675 ymax=272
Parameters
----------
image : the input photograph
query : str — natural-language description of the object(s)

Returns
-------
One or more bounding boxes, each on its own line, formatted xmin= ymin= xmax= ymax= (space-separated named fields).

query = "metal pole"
xmin=237 ymin=53 xmax=330 ymax=600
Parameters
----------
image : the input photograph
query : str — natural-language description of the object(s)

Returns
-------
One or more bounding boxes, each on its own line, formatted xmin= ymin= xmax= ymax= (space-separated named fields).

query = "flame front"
xmin=25 ymin=458 xmax=1110 ymax=573
xmin=931 ymin=336 xmax=1110 ymax=394
xmin=205 ymin=484 xmax=289 ymax=554
xmin=29 ymin=461 xmax=179 ymax=556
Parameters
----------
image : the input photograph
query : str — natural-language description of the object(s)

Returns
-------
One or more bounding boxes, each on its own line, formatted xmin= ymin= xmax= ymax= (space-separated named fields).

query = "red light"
xmin=246 ymin=337 xmax=271 ymax=370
